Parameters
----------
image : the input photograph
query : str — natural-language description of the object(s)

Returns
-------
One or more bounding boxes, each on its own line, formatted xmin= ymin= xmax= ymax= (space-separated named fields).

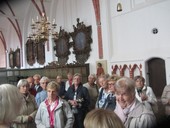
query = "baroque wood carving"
xmin=54 ymin=27 xmax=71 ymax=65
xmin=14 ymin=48 xmax=21 ymax=68
xmin=9 ymin=48 xmax=15 ymax=68
xmin=26 ymin=39 xmax=36 ymax=66
xmin=26 ymin=39 xmax=45 ymax=66
xmin=35 ymin=39 xmax=45 ymax=65
xmin=70 ymin=18 xmax=92 ymax=64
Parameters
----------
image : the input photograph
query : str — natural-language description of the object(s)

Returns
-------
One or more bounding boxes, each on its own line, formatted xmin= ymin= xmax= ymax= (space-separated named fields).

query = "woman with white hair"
xmin=35 ymin=76 xmax=50 ymax=107
xmin=114 ymin=77 xmax=156 ymax=128
xmin=11 ymin=79 xmax=37 ymax=128
xmin=0 ymin=84 xmax=22 ymax=128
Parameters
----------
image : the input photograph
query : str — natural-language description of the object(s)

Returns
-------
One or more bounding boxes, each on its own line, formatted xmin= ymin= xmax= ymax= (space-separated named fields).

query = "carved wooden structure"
xmin=14 ymin=48 xmax=21 ymax=68
xmin=70 ymin=18 xmax=92 ymax=64
xmin=26 ymin=39 xmax=45 ymax=65
xmin=9 ymin=48 xmax=15 ymax=68
xmin=0 ymin=63 xmax=89 ymax=85
xmin=26 ymin=39 xmax=36 ymax=66
xmin=54 ymin=27 xmax=71 ymax=65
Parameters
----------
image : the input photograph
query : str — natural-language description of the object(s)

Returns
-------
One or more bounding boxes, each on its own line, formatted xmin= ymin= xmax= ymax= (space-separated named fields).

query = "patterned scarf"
xmin=45 ymin=97 xmax=59 ymax=128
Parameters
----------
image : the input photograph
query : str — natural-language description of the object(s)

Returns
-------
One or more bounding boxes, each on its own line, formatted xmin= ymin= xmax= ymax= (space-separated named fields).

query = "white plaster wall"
xmin=103 ymin=0 xmax=170 ymax=81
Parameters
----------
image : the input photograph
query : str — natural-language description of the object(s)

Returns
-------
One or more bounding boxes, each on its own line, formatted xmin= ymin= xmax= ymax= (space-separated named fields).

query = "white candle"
xmin=53 ymin=19 xmax=55 ymax=24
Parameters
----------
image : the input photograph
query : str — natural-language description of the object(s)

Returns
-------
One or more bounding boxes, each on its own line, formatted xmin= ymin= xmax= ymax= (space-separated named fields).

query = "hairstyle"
xmin=47 ymin=81 xmax=60 ymax=92
xmin=40 ymin=76 xmax=50 ymax=83
xmin=97 ymin=62 xmax=102 ymax=67
xmin=0 ymin=84 xmax=22 ymax=123
xmin=33 ymin=74 xmax=41 ymax=79
xmin=98 ymin=74 xmax=109 ymax=80
xmin=56 ymin=75 xmax=62 ymax=79
xmin=67 ymin=72 xmax=73 ymax=76
xmin=88 ymin=74 xmax=96 ymax=79
xmin=115 ymin=77 xmax=135 ymax=95
xmin=27 ymin=76 xmax=34 ymax=81
xmin=107 ymin=74 xmax=121 ymax=82
xmin=133 ymin=75 xmax=145 ymax=83
xmin=73 ymin=73 xmax=82 ymax=78
xmin=84 ymin=109 xmax=124 ymax=128
xmin=17 ymin=79 xmax=29 ymax=88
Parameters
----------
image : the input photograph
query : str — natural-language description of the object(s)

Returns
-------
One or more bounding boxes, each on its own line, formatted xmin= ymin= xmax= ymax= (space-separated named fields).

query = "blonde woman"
xmin=0 ymin=84 xmax=23 ymax=128
xmin=12 ymin=79 xmax=37 ymax=128
xmin=35 ymin=81 xmax=74 ymax=128
xmin=102 ymin=74 xmax=121 ymax=110
xmin=84 ymin=108 xmax=124 ymax=128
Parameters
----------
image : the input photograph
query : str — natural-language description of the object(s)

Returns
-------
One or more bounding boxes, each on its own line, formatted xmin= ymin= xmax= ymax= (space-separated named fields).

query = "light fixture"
xmin=28 ymin=12 xmax=58 ymax=43
xmin=117 ymin=2 xmax=122 ymax=12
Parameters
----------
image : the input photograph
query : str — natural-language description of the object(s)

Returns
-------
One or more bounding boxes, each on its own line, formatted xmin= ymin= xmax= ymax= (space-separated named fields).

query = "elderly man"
xmin=83 ymin=74 xmax=98 ymax=110
xmin=114 ymin=77 xmax=156 ymax=128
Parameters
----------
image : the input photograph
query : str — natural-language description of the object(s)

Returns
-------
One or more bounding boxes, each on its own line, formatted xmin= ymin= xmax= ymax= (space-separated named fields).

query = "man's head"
xmin=33 ymin=74 xmax=41 ymax=85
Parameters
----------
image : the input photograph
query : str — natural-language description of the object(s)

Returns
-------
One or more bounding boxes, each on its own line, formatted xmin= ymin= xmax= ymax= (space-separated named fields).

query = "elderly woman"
xmin=35 ymin=81 xmax=74 ymax=128
xmin=95 ymin=74 xmax=110 ymax=109
xmin=103 ymin=74 xmax=121 ymax=110
xmin=35 ymin=76 xmax=50 ymax=107
xmin=134 ymin=75 xmax=158 ymax=113
xmin=12 ymin=79 xmax=37 ymax=128
xmin=0 ymin=84 xmax=23 ymax=128
xmin=114 ymin=77 xmax=156 ymax=128
xmin=65 ymin=73 xmax=90 ymax=128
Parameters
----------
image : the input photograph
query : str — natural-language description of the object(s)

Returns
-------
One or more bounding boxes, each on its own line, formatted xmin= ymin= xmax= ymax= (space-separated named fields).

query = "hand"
xmin=69 ymin=100 xmax=78 ymax=107
xmin=140 ymin=93 xmax=148 ymax=101
xmin=28 ymin=116 xmax=33 ymax=122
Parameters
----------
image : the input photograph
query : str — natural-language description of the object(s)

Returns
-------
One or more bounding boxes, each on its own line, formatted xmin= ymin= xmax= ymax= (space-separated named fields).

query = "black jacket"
xmin=65 ymin=83 xmax=90 ymax=113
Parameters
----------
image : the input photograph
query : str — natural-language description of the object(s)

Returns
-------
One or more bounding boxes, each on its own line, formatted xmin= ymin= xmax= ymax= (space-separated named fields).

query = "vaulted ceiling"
xmin=0 ymin=0 xmax=101 ymax=68
xmin=0 ymin=0 xmax=51 ymax=49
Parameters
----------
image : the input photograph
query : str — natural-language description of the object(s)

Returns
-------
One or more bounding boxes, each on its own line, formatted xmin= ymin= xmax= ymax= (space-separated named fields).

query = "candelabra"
xmin=28 ymin=12 xmax=58 ymax=43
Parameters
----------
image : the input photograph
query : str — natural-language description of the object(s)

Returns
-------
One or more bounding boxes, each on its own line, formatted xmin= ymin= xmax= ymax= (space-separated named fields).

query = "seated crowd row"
xmin=0 ymin=72 xmax=170 ymax=128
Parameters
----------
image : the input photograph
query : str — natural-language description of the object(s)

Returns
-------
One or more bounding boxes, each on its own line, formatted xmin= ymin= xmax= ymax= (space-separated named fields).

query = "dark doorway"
xmin=147 ymin=58 xmax=166 ymax=98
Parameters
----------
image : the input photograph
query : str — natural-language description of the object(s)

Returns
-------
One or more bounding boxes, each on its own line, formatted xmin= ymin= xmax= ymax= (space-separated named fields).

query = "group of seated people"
xmin=0 ymin=72 xmax=170 ymax=128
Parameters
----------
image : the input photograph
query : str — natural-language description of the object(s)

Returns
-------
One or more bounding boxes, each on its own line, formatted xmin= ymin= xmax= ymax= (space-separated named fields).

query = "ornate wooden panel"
xmin=26 ymin=39 xmax=36 ymax=66
xmin=54 ymin=27 xmax=71 ymax=65
xmin=70 ymin=18 xmax=92 ymax=64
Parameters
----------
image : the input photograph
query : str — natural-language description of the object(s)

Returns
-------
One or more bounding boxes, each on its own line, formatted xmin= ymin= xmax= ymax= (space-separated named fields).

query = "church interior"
xmin=0 ymin=0 xmax=170 ymax=127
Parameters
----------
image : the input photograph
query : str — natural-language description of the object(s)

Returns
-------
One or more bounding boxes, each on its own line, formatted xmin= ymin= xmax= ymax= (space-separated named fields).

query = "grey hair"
xmin=17 ymin=79 xmax=29 ymax=88
xmin=88 ymin=74 xmax=96 ymax=79
xmin=33 ymin=74 xmax=41 ymax=79
xmin=0 ymin=84 xmax=22 ymax=123
xmin=115 ymin=77 xmax=135 ymax=95
xmin=40 ymin=76 xmax=50 ymax=83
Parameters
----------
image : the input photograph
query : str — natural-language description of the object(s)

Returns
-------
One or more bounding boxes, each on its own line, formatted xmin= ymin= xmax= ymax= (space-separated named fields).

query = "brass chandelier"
xmin=28 ymin=12 xmax=58 ymax=43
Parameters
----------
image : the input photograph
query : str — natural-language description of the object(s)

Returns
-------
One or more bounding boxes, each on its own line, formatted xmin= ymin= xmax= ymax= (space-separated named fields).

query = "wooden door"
xmin=147 ymin=58 xmax=166 ymax=98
